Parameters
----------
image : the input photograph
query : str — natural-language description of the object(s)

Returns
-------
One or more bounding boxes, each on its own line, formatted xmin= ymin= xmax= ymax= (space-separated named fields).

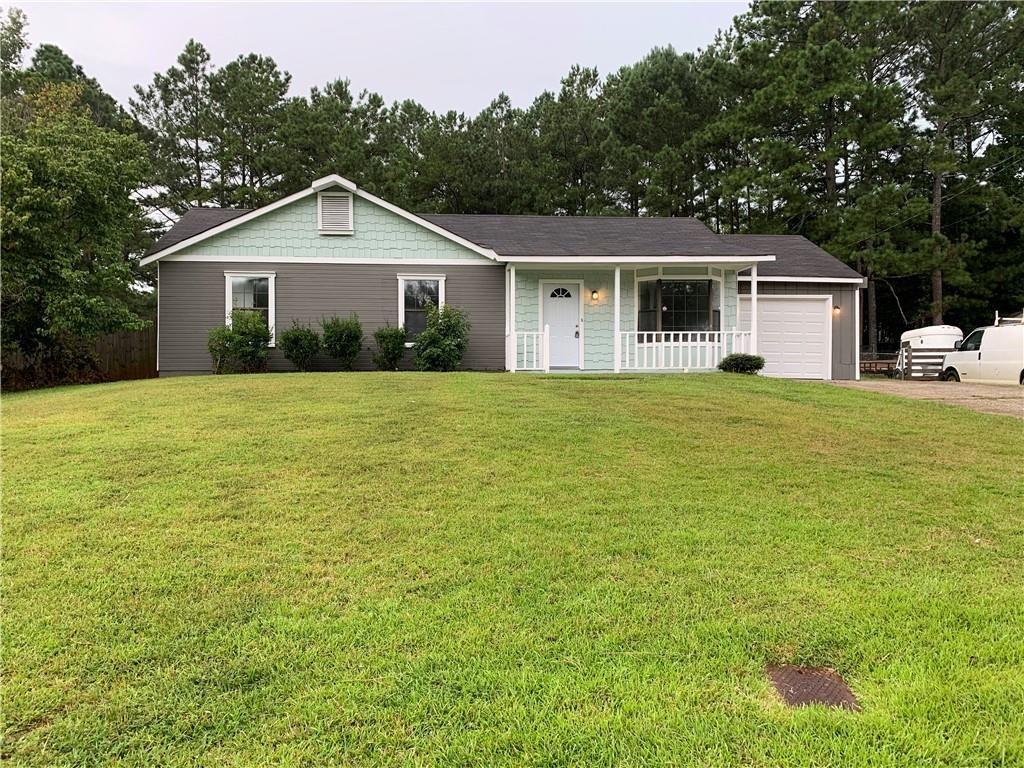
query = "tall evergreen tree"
xmin=27 ymin=44 xmax=126 ymax=129
xmin=533 ymin=66 xmax=610 ymax=215
xmin=131 ymin=40 xmax=215 ymax=218
xmin=905 ymin=0 xmax=1024 ymax=323
xmin=208 ymin=53 xmax=291 ymax=207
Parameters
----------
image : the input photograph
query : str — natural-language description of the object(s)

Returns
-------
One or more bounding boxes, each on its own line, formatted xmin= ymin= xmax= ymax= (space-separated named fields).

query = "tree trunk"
xmin=930 ymin=160 xmax=943 ymax=325
xmin=867 ymin=275 xmax=878 ymax=357
xmin=824 ymin=97 xmax=836 ymax=207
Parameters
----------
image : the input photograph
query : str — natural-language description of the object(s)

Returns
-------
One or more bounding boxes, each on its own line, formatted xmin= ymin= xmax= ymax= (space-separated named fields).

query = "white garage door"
xmin=739 ymin=296 xmax=831 ymax=379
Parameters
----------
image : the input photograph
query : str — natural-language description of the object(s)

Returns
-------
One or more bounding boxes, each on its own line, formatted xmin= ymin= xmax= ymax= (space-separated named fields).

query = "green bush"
xmin=718 ymin=353 xmax=765 ymax=374
xmin=207 ymin=310 xmax=271 ymax=374
xmin=414 ymin=303 xmax=470 ymax=372
xmin=207 ymin=326 xmax=235 ymax=374
xmin=322 ymin=315 xmax=363 ymax=370
xmin=279 ymin=322 xmax=321 ymax=372
xmin=373 ymin=325 xmax=407 ymax=371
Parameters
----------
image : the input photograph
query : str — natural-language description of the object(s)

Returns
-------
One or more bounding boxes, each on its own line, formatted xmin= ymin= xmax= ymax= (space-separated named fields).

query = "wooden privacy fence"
xmin=3 ymin=326 xmax=157 ymax=387
xmin=92 ymin=326 xmax=158 ymax=380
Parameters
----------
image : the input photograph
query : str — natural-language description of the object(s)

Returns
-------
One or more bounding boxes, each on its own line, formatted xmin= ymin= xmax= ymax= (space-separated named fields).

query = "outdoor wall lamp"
xmin=833 ymin=305 xmax=841 ymax=315
xmin=591 ymin=289 xmax=599 ymax=301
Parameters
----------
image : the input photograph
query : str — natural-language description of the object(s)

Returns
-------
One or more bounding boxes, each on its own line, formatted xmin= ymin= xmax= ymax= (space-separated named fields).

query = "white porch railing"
xmin=618 ymin=330 xmax=752 ymax=371
xmin=507 ymin=325 xmax=550 ymax=372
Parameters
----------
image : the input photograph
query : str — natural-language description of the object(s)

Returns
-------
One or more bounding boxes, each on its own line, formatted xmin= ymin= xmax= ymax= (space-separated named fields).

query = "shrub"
xmin=279 ymin=322 xmax=321 ymax=371
xmin=322 ymin=315 xmax=363 ymax=370
xmin=373 ymin=325 xmax=407 ymax=371
xmin=207 ymin=326 xmax=236 ymax=374
xmin=414 ymin=303 xmax=470 ymax=372
xmin=718 ymin=353 xmax=765 ymax=375
xmin=207 ymin=310 xmax=271 ymax=374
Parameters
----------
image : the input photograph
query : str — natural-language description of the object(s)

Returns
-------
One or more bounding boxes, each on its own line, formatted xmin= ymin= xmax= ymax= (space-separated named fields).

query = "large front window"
xmin=398 ymin=274 xmax=446 ymax=340
xmin=225 ymin=271 xmax=276 ymax=344
xmin=638 ymin=279 xmax=712 ymax=333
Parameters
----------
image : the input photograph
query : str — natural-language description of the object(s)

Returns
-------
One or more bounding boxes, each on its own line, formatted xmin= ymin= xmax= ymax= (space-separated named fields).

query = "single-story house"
xmin=142 ymin=174 xmax=865 ymax=379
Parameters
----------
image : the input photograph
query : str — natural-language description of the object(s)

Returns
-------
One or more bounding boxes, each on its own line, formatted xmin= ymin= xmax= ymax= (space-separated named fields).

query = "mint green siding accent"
xmin=722 ymin=269 xmax=738 ymax=332
xmin=514 ymin=267 xmax=738 ymax=370
xmin=514 ymin=269 xmax=634 ymax=370
xmin=184 ymin=194 xmax=492 ymax=263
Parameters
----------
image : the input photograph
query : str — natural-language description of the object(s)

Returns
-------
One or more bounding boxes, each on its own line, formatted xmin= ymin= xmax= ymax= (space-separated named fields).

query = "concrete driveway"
xmin=835 ymin=379 xmax=1023 ymax=419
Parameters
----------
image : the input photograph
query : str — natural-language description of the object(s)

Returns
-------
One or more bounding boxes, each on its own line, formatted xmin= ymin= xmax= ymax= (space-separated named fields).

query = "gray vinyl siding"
xmin=738 ymin=281 xmax=859 ymax=380
xmin=158 ymin=261 xmax=506 ymax=374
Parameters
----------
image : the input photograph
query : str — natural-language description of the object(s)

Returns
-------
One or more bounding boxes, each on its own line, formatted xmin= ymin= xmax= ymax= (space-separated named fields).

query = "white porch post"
xmin=509 ymin=264 xmax=517 ymax=371
xmin=504 ymin=266 xmax=510 ymax=337
xmin=504 ymin=266 xmax=511 ymax=370
xmin=613 ymin=266 xmax=621 ymax=373
xmin=507 ymin=266 xmax=516 ymax=370
xmin=750 ymin=263 xmax=759 ymax=355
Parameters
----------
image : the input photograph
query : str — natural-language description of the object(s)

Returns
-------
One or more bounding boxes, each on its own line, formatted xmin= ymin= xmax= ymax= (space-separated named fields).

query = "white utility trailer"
xmin=895 ymin=325 xmax=963 ymax=380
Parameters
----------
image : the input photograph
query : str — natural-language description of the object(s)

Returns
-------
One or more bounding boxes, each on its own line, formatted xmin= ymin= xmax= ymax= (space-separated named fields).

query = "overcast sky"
xmin=19 ymin=1 xmax=747 ymax=114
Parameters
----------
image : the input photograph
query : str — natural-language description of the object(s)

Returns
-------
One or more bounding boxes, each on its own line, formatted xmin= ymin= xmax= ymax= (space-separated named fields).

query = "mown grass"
xmin=3 ymin=372 xmax=1023 ymax=767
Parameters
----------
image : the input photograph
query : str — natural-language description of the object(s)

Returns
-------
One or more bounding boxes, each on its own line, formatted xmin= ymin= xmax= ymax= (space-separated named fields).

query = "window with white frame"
xmin=637 ymin=279 xmax=713 ymax=333
xmin=318 ymin=191 xmax=354 ymax=234
xmin=398 ymin=274 xmax=445 ymax=340
xmin=225 ymin=272 xmax=276 ymax=345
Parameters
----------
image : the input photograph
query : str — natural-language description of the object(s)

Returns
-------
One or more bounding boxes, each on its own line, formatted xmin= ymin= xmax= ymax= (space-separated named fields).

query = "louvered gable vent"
xmin=318 ymin=192 xmax=354 ymax=234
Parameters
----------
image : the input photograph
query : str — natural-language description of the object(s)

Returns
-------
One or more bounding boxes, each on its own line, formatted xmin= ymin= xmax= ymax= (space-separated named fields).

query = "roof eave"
xmin=500 ymin=254 xmax=776 ymax=264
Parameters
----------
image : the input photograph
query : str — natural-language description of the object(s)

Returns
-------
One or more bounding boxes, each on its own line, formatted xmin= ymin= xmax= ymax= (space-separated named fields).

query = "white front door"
xmin=543 ymin=284 xmax=581 ymax=368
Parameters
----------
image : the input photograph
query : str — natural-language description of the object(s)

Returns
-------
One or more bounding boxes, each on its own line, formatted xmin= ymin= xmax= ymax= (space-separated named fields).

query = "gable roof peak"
xmin=311 ymin=174 xmax=358 ymax=193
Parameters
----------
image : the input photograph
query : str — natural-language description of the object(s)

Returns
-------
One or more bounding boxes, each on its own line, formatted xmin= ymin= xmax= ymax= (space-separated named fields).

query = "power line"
xmin=844 ymin=149 xmax=1023 ymax=250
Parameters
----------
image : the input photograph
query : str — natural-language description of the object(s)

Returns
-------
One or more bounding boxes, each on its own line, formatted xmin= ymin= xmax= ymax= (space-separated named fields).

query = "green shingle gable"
xmin=184 ymin=194 xmax=493 ymax=262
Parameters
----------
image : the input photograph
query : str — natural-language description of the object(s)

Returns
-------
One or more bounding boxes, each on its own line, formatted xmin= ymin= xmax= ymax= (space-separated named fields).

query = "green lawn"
xmin=3 ymin=373 xmax=1023 ymax=767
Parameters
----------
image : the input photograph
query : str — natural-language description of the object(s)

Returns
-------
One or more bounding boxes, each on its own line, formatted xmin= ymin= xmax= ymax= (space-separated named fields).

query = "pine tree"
xmin=131 ymin=40 xmax=214 ymax=218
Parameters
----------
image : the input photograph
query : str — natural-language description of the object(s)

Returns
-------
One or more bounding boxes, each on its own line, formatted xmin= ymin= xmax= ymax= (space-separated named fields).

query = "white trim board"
xmin=141 ymin=174 xmax=500 ymax=265
xmin=738 ymin=275 xmax=865 ymax=285
xmin=150 ymin=254 xmax=495 ymax=266
xmin=508 ymin=255 xmax=775 ymax=266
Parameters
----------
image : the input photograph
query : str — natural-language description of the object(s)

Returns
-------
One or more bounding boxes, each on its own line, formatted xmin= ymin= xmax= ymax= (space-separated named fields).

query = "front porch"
xmin=504 ymin=262 xmax=764 ymax=373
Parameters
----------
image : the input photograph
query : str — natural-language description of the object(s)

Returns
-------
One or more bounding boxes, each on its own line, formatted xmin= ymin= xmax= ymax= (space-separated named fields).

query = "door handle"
xmin=574 ymin=326 xmax=580 ymax=339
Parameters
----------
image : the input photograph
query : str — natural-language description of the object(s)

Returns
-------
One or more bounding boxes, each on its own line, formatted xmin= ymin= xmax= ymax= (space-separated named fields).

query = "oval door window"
xmin=549 ymin=287 xmax=572 ymax=298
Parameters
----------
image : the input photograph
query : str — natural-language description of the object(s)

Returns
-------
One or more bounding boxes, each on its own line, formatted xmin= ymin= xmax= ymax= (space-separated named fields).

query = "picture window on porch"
xmin=638 ymin=279 xmax=714 ymax=332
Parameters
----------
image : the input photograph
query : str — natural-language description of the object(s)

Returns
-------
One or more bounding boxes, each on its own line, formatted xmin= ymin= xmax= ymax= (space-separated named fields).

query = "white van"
xmin=941 ymin=323 xmax=1024 ymax=385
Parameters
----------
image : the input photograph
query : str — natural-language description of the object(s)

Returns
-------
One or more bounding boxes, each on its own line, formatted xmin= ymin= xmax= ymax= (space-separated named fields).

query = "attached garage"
xmin=726 ymin=234 xmax=865 ymax=382
xmin=739 ymin=295 xmax=832 ymax=379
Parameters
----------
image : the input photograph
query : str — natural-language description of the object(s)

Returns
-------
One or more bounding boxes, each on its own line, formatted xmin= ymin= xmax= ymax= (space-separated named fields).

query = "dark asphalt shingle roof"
xmin=723 ymin=235 xmax=863 ymax=280
xmin=146 ymin=205 xmax=862 ymax=282
xmin=421 ymin=214 xmax=767 ymax=258
xmin=146 ymin=207 xmax=252 ymax=256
